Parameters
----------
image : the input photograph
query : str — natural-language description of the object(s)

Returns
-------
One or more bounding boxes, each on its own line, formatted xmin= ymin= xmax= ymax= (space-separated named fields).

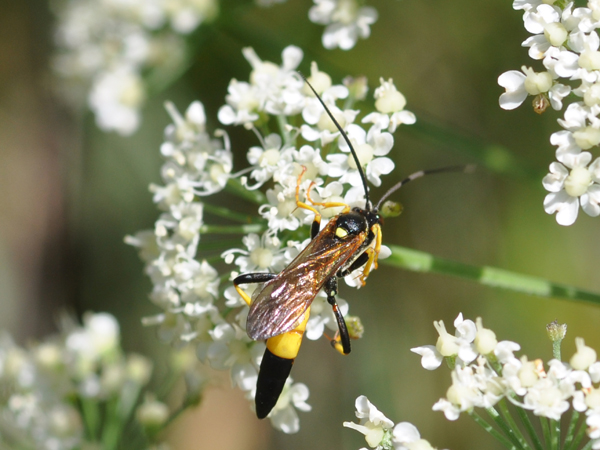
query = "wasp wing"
xmin=246 ymin=220 xmax=367 ymax=341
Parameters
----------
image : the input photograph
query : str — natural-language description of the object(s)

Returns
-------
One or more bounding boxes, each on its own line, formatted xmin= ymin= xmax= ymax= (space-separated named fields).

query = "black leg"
xmin=234 ymin=272 xmax=277 ymax=285
xmin=337 ymin=252 xmax=369 ymax=278
xmin=310 ymin=217 xmax=321 ymax=240
xmin=324 ymin=277 xmax=351 ymax=355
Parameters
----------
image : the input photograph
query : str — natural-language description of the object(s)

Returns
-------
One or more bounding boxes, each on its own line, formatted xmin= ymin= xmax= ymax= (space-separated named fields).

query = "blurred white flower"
xmin=309 ymin=0 xmax=378 ymax=50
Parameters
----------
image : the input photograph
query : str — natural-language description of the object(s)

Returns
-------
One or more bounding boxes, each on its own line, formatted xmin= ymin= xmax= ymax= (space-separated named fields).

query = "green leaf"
xmin=383 ymin=245 xmax=600 ymax=305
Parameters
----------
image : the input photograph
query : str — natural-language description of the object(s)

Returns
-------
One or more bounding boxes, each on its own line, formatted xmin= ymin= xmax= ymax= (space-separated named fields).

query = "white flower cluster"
xmin=51 ymin=0 xmax=218 ymax=135
xmin=498 ymin=0 xmax=600 ymax=225
xmin=128 ymin=45 xmax=415 ymax=432
xmin=0 ymin=312 xmax=153 ymax=450
xmin=412 ymin=313 xmax=600 ymax=448
xmin=308 ymin=0 xmax=378 ymax=50
xmin=343 ymin=395 xmax=440 ymax=450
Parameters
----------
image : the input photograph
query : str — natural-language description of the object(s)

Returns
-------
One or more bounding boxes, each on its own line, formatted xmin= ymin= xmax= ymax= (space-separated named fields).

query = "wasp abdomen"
xmin=255 ymin=349 xmax=294 ymax=419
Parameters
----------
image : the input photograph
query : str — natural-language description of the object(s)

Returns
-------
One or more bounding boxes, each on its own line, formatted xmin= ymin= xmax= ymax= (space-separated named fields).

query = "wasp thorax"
xmin=335 ymin=211 xmax=367 ymax=237
xmin=347 ymin=143 xmax=374 ymax=169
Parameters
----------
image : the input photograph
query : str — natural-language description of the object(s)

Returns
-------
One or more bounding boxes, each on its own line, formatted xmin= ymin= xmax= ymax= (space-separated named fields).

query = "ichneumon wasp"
xmin=234 ymin=74 xmax=471 ymax=419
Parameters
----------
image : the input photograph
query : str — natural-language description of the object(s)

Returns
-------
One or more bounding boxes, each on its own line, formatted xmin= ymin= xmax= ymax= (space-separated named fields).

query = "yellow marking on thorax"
xmin=335 ymin=227 xmax=348 ymax=238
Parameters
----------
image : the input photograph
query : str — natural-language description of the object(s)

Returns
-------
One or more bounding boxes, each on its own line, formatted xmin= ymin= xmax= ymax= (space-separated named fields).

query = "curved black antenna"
xmin=375 ymin=165 xmax=475 ymax=210
xmin=299 ymin=72 xmax=371 ymax=210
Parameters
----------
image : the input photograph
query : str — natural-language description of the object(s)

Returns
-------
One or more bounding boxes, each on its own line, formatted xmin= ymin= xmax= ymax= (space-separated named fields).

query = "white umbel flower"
xmin=309 ymin=0 xmax=378 ymax=50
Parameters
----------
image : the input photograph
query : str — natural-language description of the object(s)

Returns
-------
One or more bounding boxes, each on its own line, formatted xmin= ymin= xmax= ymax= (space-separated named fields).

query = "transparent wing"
xmin=246 ymin=220 xmax=366 ymax=341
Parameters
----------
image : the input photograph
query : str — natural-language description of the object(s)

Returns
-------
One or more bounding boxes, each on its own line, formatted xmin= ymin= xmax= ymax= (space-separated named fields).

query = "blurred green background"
xmin=1 ymin=0 xmax=599 ymax=448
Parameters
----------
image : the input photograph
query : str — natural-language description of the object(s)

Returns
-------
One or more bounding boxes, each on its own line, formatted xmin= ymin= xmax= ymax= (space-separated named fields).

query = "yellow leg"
xmin=295 ymin=166 xmax=322 ymax=220
xmin=235 ymin=284 xmax=252 ymax=307
xmin=305 ymin=180 xmax=351 ymax=214
xmin=359 ymin=224 xmax=382 ymax=285
xmin=295 ymin=167 xmax=351 ymax=223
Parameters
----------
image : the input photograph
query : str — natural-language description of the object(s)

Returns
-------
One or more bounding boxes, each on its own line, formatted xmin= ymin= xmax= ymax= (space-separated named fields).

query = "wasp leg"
xmin=256 ymin=307 xmax=311 ymax=419
xmin=233 ymin=273 xmax=277 ymax=306
xmin=295 ymin=166 xmax=350 ymax=239
xmin=337 ymin=252 xmax=369 ymax=278
xmin=359 ymin=224 xmax=382 ymax=284
xmin=324 ymin=277 xmax=351 ymax=355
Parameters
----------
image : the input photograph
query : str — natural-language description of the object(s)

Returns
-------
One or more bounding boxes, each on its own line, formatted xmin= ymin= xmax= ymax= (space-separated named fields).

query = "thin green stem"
xmin=515 ymin=407 xmax=544 ymax=450
xmin=276 ymin=114 xmax=292 ymax=147
xmin=470 ymin=411 xmax=518 ymax=450
xmin=200 ymin=224 xmax=265 ymax=234
xmin=162 ymin=396 xmax=200 ymax=430
xmin=497 ymin=400 xmax=532 ymax=450
xmin=549 ymin=419 xmax=560 ymax=450
xmin=580 ymin=441 xmax=593 ymax=450
xmin=383 ymin=245 xmax=600 ymax=305
xmin=225 ymin=178 xmax=267 ymax=205
xmin=202 ymin=202 xmax=263 ymax=223
xmin=486 ymin=407 xmax=526 ymax=450
xmin=568 ymin=417 xmax=589 ymax=450
xmin=549 ymin=419 xmax=559 ymax=450
xmin=540 ymin=417 xmax=551 ymax=449
xmin=80 ymin=397 xmax=101 ymax=441
xmin=552 ymin=340 xmax=562 ymax=361
xmin=563 ymin=410 xmax=580 ymax=450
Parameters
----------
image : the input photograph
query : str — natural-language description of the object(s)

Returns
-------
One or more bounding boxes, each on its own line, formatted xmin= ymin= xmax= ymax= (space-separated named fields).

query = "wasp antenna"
xmin=299 ymin=72 xmax=371 ymax=210
xmin=375 ymin=164 xmax=475 ymax=210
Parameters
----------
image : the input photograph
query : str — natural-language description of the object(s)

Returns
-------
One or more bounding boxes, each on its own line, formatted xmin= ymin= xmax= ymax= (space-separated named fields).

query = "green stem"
xmin=470 ymin=411 xmax=518 ymax=450
xmin=549 ymin=419 xmax=559 ymax=450
xmin=161 ymin=395 xmax=201 ymax=431
xmin=515 ymin=407 xmax=544 ymax=450
xmin=202 ymin=202 xmax=263 ymax=223
xmin=383 ymin=245 xmax=600 ymax=305
xmin=80 ymin=397 xmax=101 ymax=441
xmin=486 ymin=407 xmax=526 ymax=450
xmin=497 ymin=400 xmax=532 ymax=450
xmin=276 ymin=114 xmax=292 ymax=147
xmin=540 ymin=417 xmax=551 ymax=449
xmin=197 ymin=238 xmax=248 ymax=252
xmin=200 ymin=224 xmax=265 ymax=234
xmin=552 ymin=340 xmax=562 ymax=361
xmin=568 ymin=417 xmax=589 ymax=450
xmin=225 ymin=178 xmax=267 ymax=205
xmin=580 ymin=441 xmax=593 ymax=450
xmin=563 ymin=410 xmax=579 ymax=450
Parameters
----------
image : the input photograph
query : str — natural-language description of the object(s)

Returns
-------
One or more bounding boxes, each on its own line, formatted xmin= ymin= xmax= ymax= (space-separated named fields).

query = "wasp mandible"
xmin=234 ymin=74 xmax=471 ymax=419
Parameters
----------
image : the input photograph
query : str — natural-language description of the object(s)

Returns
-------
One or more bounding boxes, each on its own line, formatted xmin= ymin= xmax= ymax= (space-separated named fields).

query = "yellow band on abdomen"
xmin=266 ymin=307 xmax=311 ymax=360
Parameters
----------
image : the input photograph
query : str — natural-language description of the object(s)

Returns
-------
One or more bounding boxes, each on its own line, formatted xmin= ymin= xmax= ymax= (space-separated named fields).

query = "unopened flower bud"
xmin=433 ymin=320 xmax=459 ymax=357
xmin=136 ymin=397 xmax=170 ymax=428
xmin=570 ymin=337 xmax=597 ymax=370
xmin=573 ymin=127 xmax=600 ymax=150
xmin=474 ymin=317 xmax=497 ymax=355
